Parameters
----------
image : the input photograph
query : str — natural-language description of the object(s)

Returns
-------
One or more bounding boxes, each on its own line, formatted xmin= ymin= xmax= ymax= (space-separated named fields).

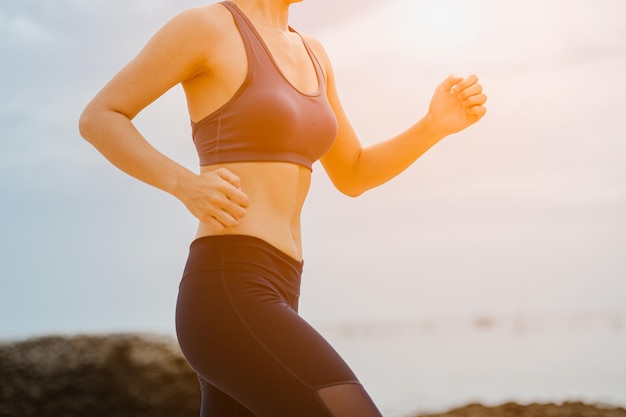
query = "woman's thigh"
xmin=175 ymin=236 xmax=382 ymax=417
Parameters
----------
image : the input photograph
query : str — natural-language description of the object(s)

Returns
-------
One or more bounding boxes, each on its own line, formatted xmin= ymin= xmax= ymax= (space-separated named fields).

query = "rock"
xmin=0 ymin=333 xmax=200 ymax=417
xmin=416 ymin=401 xmax=626 ymax=417
xmin=2 ymin=334 xmax=625 ymax=417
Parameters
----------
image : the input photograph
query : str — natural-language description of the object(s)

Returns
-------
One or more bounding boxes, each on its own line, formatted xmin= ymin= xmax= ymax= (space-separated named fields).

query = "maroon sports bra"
xmin=191 ymin=1 xmax=338 ymax=171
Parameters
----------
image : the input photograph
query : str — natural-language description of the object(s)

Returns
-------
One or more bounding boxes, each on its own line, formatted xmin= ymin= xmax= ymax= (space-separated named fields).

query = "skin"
xmin=78 ymin=0 xmax=487 ymax=261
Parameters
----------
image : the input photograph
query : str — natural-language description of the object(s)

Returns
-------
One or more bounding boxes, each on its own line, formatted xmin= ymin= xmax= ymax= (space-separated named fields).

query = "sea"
xmin=311 ymin=312 xmax=626 ymax=417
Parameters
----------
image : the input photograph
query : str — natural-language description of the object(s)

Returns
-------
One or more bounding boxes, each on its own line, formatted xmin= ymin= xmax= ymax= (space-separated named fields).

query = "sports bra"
xmin=191 ymin=1 xmax=338 ymax=171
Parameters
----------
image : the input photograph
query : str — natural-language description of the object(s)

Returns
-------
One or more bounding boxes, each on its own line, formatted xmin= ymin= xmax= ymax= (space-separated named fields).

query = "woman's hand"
xmin=176 ymin=168 xmax=249 ymax=232
xmin=426 ymin=74 xmax=487 ymax=137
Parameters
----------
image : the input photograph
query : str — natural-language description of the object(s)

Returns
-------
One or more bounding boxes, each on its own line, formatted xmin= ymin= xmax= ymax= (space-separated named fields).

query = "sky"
xmin=1 ymin=0 xmax=625 ymax=340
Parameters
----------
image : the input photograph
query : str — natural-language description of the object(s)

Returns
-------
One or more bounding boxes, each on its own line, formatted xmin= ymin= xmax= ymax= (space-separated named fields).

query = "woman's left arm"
xmin=310 ymin=40 xmax=487 ymax=197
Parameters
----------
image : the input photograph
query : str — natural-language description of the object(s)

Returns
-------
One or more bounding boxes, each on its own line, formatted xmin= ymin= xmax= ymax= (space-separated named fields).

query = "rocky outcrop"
xmin=417 ymin=401 xmax=626 ymax=417
xmin=0 ymin=333 xmax=200 ymax=417
xmin=1 ymin=333 xmax=625 ymax=417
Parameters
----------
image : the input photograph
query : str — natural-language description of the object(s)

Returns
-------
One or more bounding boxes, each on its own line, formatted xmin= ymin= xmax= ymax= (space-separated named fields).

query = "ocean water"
xmin=313 ymin=313 xmax=626 ymax=417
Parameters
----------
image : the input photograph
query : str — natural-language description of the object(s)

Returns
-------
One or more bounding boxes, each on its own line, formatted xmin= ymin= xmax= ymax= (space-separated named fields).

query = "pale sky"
xmin=1 ymin=0 xmax=625 ymax=340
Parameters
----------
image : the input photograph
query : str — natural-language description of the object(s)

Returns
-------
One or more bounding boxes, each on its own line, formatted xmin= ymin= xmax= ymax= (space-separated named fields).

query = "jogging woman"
xmin=79 ymin=1 xmax=487 ymax=415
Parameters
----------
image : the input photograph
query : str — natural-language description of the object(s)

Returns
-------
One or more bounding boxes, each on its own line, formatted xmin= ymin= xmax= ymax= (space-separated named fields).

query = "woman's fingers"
xmin=455 ymin=74 xmax=479 ymax=91
xmin=448 ymin=74 xmax=480 ymax=97
xmin=441 ymin=74 xmax=465 ymax=93
xmin=209 ymin=170 xmax=248 ymax=218
xmin=202 ymin=214 xmax=235 ymax=233
xmin=458 ymin=83 xmax=482 ymax=100
xmin=466 ymin=104 xmax=487 ymax=122
xmin=195 ymin=195 xmax=243 ymax=231
xmin=179 ymin=168 xmax=249 ymax=229
xmin=210 ymin=206 xmax=240 ymax=228
xmin=464 ymin=93 xmax=488 ymax=107
xmin=222 ymin=182 xmax=249 ymax=209
xmin=219 ymin=194 xmax=248 ymax=220
xmin=428 ymin=73 xmax=487 ymax=134
xmin=215 ymin=167 xmax=242 ymax=190
xmin=453 ymin=76 xmax=487 ymax=116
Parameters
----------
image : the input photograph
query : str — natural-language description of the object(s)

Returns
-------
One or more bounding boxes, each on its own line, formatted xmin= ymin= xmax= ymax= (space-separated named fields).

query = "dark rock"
xmin=416 ymin=401 xmax=626 ymax=417
xmin=0 ymin=333 xmax=200 ymax=417
xmin=2 ymin=334 xmax=625 ymax=417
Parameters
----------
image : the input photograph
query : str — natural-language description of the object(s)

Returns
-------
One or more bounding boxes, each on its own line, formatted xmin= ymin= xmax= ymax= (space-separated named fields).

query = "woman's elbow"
xmin=78 ymin=106 xmax=97 ymax=142
xmin=323 ymin=155 xmax=366 ymax=197
xmin=333 ymin=178 xmax=365 ymax=198
xmin=78 ymin=104 xmax=119 ymax=145
xmin=342 ymin=186 xmax=364 ymax=198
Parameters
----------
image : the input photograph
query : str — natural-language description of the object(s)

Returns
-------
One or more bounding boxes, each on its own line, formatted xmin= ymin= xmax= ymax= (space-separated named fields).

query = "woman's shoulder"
xmin=299 ymin=32 xmax=333 ymax=74
xmin=159 ymin=3 xmax=236 ymax=45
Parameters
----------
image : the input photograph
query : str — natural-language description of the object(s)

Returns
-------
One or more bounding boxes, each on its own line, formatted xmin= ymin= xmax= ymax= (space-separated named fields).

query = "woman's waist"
xmin=183 ymin=234 xmax=303 ymax=298
xmin=196 ymin=161 xmax=309 ymax=260
xmin=195 ymin=212 xmax=303 ymax=262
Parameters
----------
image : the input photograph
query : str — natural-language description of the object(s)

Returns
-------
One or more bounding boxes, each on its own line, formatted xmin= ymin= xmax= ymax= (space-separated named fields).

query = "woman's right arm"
xmin=78 ymin=6 xmax=248 ymax=231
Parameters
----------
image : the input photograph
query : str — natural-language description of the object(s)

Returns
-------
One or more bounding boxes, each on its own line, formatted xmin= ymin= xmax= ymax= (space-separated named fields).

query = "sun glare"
xmin=394 ymin=0 xmax=484 ymax=55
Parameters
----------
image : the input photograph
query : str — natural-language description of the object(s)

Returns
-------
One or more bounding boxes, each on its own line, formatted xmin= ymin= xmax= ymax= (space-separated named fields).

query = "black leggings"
xmin=175 ymin=235 xmax=383 ymax=417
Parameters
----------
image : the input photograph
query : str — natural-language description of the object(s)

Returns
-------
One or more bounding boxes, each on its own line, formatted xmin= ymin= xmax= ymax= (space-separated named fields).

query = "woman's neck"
xmin=229 ymin=0 xmax=292 ymax=32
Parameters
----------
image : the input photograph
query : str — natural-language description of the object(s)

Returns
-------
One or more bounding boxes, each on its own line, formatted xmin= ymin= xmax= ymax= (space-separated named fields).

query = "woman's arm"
xmin=310 ymin=40 xmax=487 ymax=197
xmin=78 ymin=6 xmax=248 ymax=231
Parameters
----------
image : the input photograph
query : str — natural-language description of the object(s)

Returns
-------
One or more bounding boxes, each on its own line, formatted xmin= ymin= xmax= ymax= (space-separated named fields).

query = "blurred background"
xmin=1 ymin=0 xmax=625 ymax=416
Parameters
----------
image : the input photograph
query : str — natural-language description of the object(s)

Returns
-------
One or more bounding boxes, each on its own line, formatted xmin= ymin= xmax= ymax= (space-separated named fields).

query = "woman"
xmin=79 ymin=0 xmax=487 ymax=415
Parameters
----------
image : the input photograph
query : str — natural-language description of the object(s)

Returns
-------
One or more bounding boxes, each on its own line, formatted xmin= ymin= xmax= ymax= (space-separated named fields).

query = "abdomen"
xmin=196 ymin=161 xmax=311 ymax=261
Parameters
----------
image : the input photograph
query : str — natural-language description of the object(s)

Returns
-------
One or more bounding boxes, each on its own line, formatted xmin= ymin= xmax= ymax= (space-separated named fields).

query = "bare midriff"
xmin=195 ymin=161 xmax=310 ymax=262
